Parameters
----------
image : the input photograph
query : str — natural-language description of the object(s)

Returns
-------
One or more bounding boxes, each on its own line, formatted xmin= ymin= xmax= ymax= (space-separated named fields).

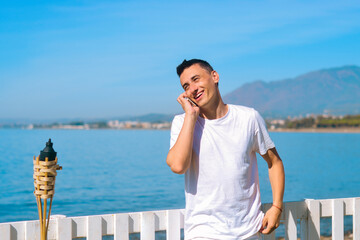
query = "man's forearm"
xmin=260 ymin=148 xmax=285 ymax=234
xmin=166 ymin=114 xmax=197 ymax=174
xmin=268 ymin=160 xmax=285 ymax=207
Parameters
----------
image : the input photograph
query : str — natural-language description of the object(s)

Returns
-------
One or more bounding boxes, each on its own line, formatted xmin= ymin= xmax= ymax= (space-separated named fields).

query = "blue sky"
xmin=1 ymin=0 xmax=360 ymax=120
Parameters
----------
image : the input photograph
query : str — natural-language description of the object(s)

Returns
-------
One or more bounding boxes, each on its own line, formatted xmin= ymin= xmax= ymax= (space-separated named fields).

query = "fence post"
xmin=0 ymin=224 xmax=11 ymax=240
xmin=285 ymin=206 xmax=297 ymax=240
xmin=354 ymin=198 xmax=360 ymax=240
xmin=332 ymin=199 xmax=344 ymax=240
xmin=25 ymin=221 xmax=40 ymax=240
xmin=57 ymin=217 xmax=72 ymax=240
xmin=141 ymin=212 xmax=155 ymax=240
xmin=87 ymin=216 xmax=102 ymax=240
xmin=166 ymin=210 xmax=180 ymax=240
xmin=115 ymin=213 xmax=129 ymax=240
xmin=306 ymin=199 xmax=320 ymax=240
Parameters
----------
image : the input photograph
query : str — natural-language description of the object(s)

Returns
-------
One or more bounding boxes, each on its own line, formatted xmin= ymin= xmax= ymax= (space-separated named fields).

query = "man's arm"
xmin=166 ymin=93 xmax=199 ymax=174
xmin=260 ymin=147 xmax=285 ymax=234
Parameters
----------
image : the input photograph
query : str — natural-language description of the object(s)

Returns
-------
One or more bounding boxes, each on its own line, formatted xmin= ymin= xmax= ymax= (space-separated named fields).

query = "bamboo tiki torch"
xmin=33 ymin=139 xmax=62 ymax=240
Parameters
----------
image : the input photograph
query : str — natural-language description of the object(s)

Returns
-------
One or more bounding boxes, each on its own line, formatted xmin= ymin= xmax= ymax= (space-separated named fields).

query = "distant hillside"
xmin=224 ymin=65 xmax=360 ymax=118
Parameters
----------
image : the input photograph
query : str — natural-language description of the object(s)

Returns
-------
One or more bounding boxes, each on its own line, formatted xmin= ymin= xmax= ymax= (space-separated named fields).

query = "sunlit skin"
xmin=166 ymin=63 xmax=285 ymax=235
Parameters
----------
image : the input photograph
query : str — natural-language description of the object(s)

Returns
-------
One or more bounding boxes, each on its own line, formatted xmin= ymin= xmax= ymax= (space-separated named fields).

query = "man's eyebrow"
xmin=191 ymin=74 xmax=200 ymax=80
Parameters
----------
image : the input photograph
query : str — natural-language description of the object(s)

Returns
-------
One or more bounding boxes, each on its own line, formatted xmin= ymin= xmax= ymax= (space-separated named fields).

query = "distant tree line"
xmin=285 ymin=115 xmax=360 ymax=129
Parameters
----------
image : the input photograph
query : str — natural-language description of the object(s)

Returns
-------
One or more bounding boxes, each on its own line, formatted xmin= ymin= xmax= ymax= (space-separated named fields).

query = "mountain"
xmin=223 ymin=65 xmax=360 ymax=118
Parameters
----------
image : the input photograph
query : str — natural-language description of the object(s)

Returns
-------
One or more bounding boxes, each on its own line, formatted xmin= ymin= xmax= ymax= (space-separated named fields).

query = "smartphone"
xmin=185 ymin=97 xmax=198 ymax=107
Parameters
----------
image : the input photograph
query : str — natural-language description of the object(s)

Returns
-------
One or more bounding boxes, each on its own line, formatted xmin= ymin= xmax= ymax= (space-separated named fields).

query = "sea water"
xmin=0 ymin=129 xmax=359 ymax=236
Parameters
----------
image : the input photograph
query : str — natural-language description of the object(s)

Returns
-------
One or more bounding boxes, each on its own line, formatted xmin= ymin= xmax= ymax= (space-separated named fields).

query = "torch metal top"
xmin=39 ymin=138 xmax=57 ymax=161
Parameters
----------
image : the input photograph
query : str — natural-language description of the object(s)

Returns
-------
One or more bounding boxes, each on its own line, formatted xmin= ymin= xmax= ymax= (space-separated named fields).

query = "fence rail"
xmin=0 ymin=197 xmax=359 ymax=240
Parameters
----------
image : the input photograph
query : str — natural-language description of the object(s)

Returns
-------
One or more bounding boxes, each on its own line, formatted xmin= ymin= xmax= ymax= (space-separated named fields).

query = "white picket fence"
xmin=0 ymin=197 xmax=359 ymax=240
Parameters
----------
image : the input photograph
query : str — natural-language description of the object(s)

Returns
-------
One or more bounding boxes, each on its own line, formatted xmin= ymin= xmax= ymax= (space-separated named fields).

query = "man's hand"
xmin=177 ymin=93 xmax=200 ymax=118
xmin=260 ymin=206 xmax=282 ymax=234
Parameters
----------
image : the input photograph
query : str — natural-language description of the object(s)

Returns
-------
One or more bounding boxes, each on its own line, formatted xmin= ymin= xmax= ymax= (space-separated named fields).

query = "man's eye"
xmin=184 ymin=85 xmax=188 ymax=90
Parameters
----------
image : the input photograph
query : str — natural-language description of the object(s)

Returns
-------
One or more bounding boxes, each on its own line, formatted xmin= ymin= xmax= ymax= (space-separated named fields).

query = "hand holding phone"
xmin=184 ymin=97 xmax=198 ymax=107
xmin=177 ymin=93 xmax=200 ymax=118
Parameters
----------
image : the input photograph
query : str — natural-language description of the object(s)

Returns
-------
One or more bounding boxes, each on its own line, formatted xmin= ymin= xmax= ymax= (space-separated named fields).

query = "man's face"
xmin=179 ymin=64 xmax=219 ymax=108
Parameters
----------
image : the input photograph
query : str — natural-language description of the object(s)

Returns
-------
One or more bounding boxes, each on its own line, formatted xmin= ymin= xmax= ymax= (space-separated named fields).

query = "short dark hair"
xmin=176 ymin=59 xmax=214 ymax=77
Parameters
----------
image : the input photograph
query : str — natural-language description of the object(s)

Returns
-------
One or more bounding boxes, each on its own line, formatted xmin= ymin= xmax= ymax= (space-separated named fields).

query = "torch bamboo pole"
xmin=42 ymin=157 xmax=49 ymax=240
xmin=39 ymin=197 xmax=44 ymax=239
xmin=46 ymin=198 xmax=53 ymax=234
xmin=36 ymin=197 xmax=41 ymax=223
xmin=37 ymin=197 xmax=42 ymax=235
xmin=35 ymin=156 xmax=45 ymax=239
xmin=43 ymin=199 xmax=47 ymax=239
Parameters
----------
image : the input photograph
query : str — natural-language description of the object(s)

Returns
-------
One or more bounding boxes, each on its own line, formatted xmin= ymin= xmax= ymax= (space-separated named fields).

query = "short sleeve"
xmin=170 ymin=115 xmax=184 ymax=149
xmin=252 ymin=110 xmax=275 ymax=155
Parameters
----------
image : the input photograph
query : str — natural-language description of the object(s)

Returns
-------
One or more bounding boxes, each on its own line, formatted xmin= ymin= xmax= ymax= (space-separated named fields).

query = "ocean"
xmin=0 ymin=129 xmax=359 ymax=236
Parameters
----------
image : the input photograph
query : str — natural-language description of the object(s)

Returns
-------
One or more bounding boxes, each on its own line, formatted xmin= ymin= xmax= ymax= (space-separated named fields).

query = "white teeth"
xmin=195 ymin=92 xmax=203 ymax=99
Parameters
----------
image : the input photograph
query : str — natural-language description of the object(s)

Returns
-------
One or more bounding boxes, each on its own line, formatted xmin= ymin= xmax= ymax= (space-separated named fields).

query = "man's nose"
xmin=189 ymin=83 xmax=198 ymax=94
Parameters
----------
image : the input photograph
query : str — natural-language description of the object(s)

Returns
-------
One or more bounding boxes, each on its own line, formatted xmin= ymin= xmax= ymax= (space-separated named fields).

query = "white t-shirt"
xmin=170 ymin=104 xmax=275 ymax=240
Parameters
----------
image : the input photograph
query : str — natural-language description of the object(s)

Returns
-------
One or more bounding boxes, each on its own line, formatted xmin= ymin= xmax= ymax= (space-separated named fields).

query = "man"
xmin=166 ymin=59 xmax=285 ymax=240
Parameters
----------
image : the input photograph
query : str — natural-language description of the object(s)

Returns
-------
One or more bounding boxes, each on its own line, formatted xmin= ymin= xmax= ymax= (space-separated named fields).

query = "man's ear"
xmin=212 ymin=71 xmax=219 ymax=85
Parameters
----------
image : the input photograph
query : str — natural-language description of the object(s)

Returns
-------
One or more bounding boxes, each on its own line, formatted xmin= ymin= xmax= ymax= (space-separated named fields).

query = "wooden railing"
xmin=0 ymin=197 xmax=359 ymax=240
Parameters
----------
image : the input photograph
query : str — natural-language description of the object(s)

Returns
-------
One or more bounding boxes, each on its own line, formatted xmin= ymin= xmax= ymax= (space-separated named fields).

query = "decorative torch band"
xmin=33 ymin=139 xmax=62 ymax=240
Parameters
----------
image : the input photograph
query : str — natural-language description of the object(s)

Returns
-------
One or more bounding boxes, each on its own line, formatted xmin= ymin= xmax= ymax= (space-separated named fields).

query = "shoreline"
xmin=1 ymin=127 xmax=360 ymax=133
xmin=269 ymin=127 xmax=360 ymax=133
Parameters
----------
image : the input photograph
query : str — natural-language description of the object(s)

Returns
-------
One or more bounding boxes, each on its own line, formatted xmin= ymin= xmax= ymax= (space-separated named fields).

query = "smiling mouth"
xmin=194 ymin=91 xmax=203 ymax=100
